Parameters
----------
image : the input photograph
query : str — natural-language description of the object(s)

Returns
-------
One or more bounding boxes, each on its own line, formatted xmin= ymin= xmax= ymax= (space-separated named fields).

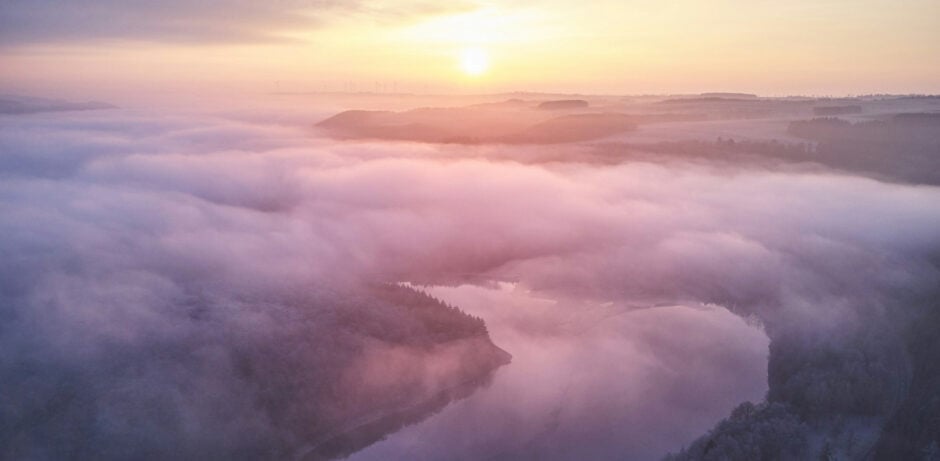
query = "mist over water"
xmin=350 ymin=284 xmax=769 ymax=461
xmin=2 ymin=94 xmax=940 ymax=459
xmin=2 ymin=0 xmax=939 ymax=458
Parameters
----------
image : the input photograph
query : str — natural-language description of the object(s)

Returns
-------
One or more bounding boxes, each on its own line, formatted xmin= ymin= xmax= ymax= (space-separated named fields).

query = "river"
xmin=348 ymin=283 xmax=769 ymax=460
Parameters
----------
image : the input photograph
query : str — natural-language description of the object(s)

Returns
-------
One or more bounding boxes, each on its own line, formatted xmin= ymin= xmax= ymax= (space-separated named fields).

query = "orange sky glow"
xmin=1 ymin=0 xmax=938 ymax=101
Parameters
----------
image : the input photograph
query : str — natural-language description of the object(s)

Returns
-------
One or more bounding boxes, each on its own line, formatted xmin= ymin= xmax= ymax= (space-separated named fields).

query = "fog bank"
xmin=2 ymin=98 xmax=939 ymax=459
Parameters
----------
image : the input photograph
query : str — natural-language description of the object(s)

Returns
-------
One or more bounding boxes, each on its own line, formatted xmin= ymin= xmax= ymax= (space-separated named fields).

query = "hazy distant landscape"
xmin=2 ymin=1 xmax=939 ymax=460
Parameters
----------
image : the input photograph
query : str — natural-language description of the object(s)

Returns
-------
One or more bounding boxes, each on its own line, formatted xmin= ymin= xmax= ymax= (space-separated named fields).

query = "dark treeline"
xmin=602 ymin=114 xmax=940 ymax=186
xmin=667 ymin=275 xmax=940 ymax=461
xmin=629 ymin=137 xmax=813 ymax=161
xmin=653 ymin=98 xmax=815 ymax=118
xmin=813 ymin=105 xmax=863 ymax=116
xmin=341 ymin=284 xmax=489 ymax=346
xmin=787 ymin=115 xmax=940 ymax=185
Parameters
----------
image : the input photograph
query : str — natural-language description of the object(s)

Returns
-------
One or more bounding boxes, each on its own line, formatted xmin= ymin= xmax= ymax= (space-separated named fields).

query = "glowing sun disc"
xmin=459 ymin=47 xmax=490 ymax=76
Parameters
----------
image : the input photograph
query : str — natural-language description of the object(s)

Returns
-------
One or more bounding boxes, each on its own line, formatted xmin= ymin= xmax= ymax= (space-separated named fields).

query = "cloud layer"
xmin=2 ymin=103 xmax=939 ymax=459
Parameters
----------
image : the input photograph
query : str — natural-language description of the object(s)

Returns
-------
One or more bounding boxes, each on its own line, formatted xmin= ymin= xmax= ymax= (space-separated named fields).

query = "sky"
xmin=1 ymin=0 xmax=939 ymax=101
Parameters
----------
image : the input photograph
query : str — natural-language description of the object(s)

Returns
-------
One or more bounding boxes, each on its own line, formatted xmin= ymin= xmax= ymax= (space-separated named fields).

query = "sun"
xmin=459 ymin=47 xmax=490 ymax=77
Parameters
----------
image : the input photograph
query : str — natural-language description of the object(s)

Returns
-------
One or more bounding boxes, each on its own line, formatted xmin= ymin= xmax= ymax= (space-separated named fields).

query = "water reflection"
xmin=349 ymin=283 xmax=769 ymax=460
xmin=301 ymin=367 xmax=501 ymax=461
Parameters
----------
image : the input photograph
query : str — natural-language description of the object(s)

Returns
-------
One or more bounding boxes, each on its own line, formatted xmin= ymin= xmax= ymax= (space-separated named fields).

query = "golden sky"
xmin=2 ymin=0 xmax=938 ymax=99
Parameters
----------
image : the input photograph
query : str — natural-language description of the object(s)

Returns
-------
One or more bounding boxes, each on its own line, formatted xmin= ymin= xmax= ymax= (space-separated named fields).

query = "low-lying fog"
xmin=350 ymin=284 xmax=768 ymax=461
xmin=2 ymin=93 xmax=939 ymax=460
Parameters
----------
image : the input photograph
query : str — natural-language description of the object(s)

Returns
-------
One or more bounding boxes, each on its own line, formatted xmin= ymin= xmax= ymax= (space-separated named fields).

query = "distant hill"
xmin=506 ymin=113 xmax=636 ymax=143
xmin=893 ymin=112 xmax=940 ymax=124
xmin=537 ymin=99 xmax=589 ymax=110
xmin=783 ymin=114 xmax=940 ymax=185
xmin=316 ymin=103 xmax=636 ymax=144
xmin=813 ymin=105 xmax=863 ymax=116
xmin=700 ymin=92 xmax=758 ymax=99
xmin=659 ymin=97 xmax=764 ymax=104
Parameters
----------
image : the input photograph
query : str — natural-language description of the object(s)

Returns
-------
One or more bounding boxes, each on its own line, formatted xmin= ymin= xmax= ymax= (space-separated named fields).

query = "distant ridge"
xmin=537 ymin=99 xmax=590 ymax=110
xmin=700 ymin=92 xmax=758 ymax=99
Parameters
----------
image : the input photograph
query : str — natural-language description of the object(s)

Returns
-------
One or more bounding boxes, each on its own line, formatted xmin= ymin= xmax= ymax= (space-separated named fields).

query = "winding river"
xmin=348 ymin=283 xmax=769 ymax=461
